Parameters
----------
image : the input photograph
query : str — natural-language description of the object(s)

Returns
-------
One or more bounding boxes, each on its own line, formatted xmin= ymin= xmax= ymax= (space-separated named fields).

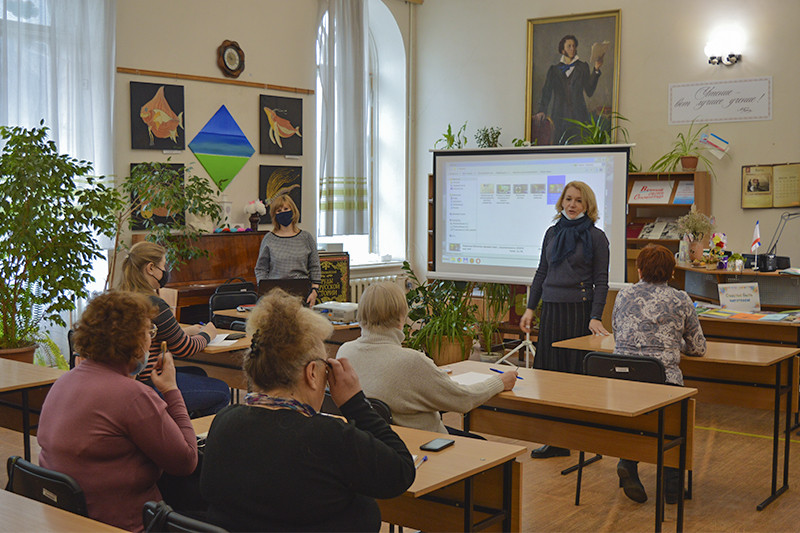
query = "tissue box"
xmin=313 ymin=301 xmax=358 ymax=323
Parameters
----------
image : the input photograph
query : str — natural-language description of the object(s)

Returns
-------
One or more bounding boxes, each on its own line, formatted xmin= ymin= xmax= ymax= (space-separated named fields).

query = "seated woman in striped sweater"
xmin=119 ymin=241 xmax=230 ymax=418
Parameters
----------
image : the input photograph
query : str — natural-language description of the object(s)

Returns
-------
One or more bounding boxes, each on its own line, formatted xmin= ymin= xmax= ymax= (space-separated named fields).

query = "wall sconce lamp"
xmin=705 ymin=23 xmax=745 ymax=67
xmin=708 ymin=53 xmax=741 ymax=66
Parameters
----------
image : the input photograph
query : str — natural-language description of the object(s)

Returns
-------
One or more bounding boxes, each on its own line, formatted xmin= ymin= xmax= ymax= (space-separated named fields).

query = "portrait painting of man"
xmin=525 ymin=11 xmax=620 ymax=145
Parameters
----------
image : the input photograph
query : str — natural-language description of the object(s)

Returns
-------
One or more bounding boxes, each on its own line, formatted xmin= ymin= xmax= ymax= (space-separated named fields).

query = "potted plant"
xmin=0 ymin=123 xmax=121 ymax=361
xmin=476 ymin=283 xmax=511 ymax=362
xmin=106 ymin=161 xmax=221 ymax=289
xmin=676 ymin=207 xmax=714 ymax=262
xmin=402 ymin=262 xmax=477 ymax=366
xmin=475 ymin=126 xmax=502 ymax=148
xmin=434 ymin=122 xmax=468 ymax=150
xmin=563 ymin=112 xmax=641 ymax=171
xmin=649 ymin=121 xmax=719 ymax=179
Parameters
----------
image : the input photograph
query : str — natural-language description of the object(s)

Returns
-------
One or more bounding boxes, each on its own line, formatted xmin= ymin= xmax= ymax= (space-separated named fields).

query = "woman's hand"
xmin=306 ymin=288 xmax=318 ymax=307
xmin=589 ymin=318 xmax=610 ymax=336
xmin=201 ymin=322 xmax=217 ymax=339
xmin=151 ymin=351 xmax=179 ymax=393
xmin=519 ymin=308 xmax=535 ymax=333
xmin=326 ymin=357 xmax=362 ymax=407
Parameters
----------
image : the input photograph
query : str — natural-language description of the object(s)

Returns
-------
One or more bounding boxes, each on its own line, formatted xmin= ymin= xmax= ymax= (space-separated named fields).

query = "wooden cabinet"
xmin=625 ymin=171 xmax=711 ymax=281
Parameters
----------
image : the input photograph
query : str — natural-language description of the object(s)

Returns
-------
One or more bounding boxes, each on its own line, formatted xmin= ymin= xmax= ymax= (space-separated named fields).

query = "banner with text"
xmin=669 ymin=77 xmax=771 ymax=124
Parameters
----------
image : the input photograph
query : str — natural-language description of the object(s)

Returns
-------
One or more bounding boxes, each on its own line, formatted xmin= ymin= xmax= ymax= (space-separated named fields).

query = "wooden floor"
xmin=2 ymin=399 xmax=799 ymax=531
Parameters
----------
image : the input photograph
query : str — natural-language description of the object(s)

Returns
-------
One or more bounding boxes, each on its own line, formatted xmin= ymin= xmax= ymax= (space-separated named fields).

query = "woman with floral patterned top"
xmin=612 ymin=243 xmax=706 ymax=505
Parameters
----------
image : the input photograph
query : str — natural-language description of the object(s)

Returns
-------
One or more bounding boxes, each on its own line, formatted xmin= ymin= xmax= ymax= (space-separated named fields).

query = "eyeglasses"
xmin=309 ymin=358 xmax=330 ymax=374
xmin=149 ymin=324 xmax=158 ymax=339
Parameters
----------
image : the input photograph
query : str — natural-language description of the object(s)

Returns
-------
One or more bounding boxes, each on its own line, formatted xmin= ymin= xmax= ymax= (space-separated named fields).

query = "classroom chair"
xmin=208 ymin=278 xmax=257 ymax=329
xmin=320 ymin=393 xmax=393 ymax=424
xmin=574 ymin=353 xmax=668 ymax=506
xmin=143 ymin=500 xmax=228 ymax=532
xmin=5 ymin=456 xmax=88 ymax=516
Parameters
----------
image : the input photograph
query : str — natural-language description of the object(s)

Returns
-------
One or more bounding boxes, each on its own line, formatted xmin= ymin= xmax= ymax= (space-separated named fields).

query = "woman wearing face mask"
xmin=37 ymin=291 xmax=198 ymax=532
xmin=255 ymin=194 xmax=321 ymax=306
xmin=519 ymin=180 xmax=610 ymax=459
xmin=120 ymin=241 xmax=230 ymax=418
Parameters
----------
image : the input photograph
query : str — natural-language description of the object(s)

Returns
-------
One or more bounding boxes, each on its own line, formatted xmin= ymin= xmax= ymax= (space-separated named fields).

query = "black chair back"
xmin=229 ymin=320 xmax=247 ymax=332
xmin=583 ymin=352 xmax=667 ymax=385
xmin=143 ymin=501 xmax=228 ymax=533
xmin=5 ymin=456 xmax=88 ymax=516
xmin=67 ymin=329 xmax=78 ymax=369
xmin=367 ymin=397 xmax=393 ymax=424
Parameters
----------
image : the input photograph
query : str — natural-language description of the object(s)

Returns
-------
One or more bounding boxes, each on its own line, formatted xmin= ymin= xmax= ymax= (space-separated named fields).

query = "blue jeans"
xmin=148 ymin=367 xmax=230 ymax=418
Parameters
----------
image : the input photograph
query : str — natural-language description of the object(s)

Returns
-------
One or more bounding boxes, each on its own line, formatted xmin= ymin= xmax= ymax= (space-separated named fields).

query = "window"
xmin=316 ymin=0 xmax=407 ymax=266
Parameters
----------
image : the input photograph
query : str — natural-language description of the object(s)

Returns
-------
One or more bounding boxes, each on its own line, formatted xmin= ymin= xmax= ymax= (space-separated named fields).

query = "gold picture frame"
xmin=525 ymin=10 xmax=621 ymax=145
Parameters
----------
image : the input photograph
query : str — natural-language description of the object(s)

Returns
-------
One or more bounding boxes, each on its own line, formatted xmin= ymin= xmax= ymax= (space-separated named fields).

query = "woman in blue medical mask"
xmin=519 ymin=180 xmax=610 ymax=459
xmin=255 ymin=194 xmax=321 ymax=306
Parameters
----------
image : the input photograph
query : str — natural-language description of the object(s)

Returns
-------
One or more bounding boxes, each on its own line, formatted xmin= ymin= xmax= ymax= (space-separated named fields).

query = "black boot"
xmin=530 ymin=445 xmax=570 ymax=458
xmin=617 ymin=459 xmax=647 ymax=503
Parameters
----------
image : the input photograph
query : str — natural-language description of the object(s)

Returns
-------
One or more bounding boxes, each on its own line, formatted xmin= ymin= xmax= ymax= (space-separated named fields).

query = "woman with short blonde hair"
xmin=339 ymin=282 xmax=517 ymax=436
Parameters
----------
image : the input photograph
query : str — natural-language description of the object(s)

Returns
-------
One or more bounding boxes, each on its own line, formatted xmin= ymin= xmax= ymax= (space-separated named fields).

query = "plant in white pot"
xmin=0 ymin=123 xmax=121 ymax=361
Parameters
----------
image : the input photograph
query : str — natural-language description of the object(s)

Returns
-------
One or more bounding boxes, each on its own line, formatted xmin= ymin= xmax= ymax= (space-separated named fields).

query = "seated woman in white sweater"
xmin=337 ymin=282 xmax=517 ymax=435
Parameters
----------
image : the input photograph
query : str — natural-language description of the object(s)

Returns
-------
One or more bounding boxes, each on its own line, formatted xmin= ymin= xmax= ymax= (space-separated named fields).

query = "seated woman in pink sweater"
xmin=37 ymin=291 xmax=198 ymax=533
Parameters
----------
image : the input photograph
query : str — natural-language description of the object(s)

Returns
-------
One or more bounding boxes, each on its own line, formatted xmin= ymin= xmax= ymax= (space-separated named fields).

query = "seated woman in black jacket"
xmin=200 ymin=288 xmax=415 ymax=532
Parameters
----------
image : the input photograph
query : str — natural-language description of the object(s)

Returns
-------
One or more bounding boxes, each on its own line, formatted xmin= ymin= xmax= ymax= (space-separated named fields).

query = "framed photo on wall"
xmin=130 ymin=81 xmax=185 ymax=150
xmin=259 ymin=165 xmax=302 ymax=224
xmin=524 ymin=10 xmax=621 ymax=145
xmin=259 ymin=95 xmax=302 ymax=156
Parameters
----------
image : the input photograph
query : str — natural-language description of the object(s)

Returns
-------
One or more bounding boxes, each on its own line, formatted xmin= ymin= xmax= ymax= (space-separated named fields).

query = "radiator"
xmin=349 ymin=274 xmax=404 ymax=303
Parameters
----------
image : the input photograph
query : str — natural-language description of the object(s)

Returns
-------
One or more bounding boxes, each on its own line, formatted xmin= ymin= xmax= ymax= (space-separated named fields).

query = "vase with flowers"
xmin=709 ymin=232 xmax=727 ymax=269
xmin=244 ymin=200 xmax=266 ymax=230
xmin=677 ymin=207 xmax=714 ymax=262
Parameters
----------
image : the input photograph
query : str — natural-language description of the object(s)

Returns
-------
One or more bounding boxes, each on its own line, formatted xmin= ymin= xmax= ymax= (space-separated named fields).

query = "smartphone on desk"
xmin=420 ymin=438 xmax=455 ymax=452
xmin=225 ymin=333 xmax=246 ymax=341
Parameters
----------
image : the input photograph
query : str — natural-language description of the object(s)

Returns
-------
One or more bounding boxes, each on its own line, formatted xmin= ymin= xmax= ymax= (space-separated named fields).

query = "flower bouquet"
xmin=708 ymin=232 xmax=727 ymax=269
xmin=677 ymin=207 xmax=714 ymax=262
xmin=244 ymin=200 xmax=266 ymax=230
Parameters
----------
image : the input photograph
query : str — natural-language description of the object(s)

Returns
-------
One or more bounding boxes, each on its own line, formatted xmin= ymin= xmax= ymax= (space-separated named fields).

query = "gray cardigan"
xmin=526 ymin=223 xmax=610 ymax=320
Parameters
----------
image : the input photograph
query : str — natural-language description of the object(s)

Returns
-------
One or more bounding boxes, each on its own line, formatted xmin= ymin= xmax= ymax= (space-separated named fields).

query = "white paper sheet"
xmin=451 ymin=371 xmax=495 ymax=386
xmin=207 ymin=334 xmax=238 ymax=347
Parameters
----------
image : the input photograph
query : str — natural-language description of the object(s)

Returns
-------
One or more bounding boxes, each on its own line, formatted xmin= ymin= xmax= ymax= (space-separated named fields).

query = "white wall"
xmin=114 ymin=0 xmax=319 ymax=234
xmin=411 ymin=0 xmax=800 ymax=277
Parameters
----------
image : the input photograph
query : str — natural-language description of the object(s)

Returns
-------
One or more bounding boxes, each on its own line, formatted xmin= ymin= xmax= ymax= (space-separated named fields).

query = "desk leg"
xmin=655 ymin=409 xmax=664 ymax=533
xmin=463 ymin=476 xmax=474 ymax=532
xmin=677 ymin=399 xmax=688 ymax=533
xmin=758 ymin=358 xmax=792 ymax=511
xmin=22 ymin=389 xmax=30 ymax=462
xmin=502 ymin=461 xmax=512 ymax=533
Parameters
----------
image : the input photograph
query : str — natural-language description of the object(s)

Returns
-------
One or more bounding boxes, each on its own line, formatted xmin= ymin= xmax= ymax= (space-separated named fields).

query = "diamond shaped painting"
xmin=189 ymin=105 xmax=254 ymax=191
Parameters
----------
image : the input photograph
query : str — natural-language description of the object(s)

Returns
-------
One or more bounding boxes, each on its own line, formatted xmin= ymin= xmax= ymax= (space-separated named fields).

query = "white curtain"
xmin=1 ymin=0 xmax=116 ymax=363
xmin=317 ymin=0 xmax=369 ymax=236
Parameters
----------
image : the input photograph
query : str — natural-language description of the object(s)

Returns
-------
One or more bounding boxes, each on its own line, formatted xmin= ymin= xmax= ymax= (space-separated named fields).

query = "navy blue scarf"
xmin=549 ymin=215 xmax=594 ymax=266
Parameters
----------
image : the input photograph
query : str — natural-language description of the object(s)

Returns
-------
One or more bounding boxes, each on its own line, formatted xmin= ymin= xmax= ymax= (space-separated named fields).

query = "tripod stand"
xmin=495 ymin=331 xmax=535 ymax=368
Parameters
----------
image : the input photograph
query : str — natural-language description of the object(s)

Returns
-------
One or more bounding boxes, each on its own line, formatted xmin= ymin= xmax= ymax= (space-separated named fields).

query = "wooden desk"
xmin=0 ymin=489 xmax=125 ymax=532
xmin=213 ymin=308 xmax=362 ymax=357
xmin=0 ymin=359 xmax=64 ymax=461
xmin=448 ymin=360 xmax=695 ymax=533
xmin=552 ymin=335 xmax=798 ymax=511
xmin=697 ymin=315 xmax=800 ymax=347
xmin=675 ymin=263 xmax=800 ymax=310
xmin=191 ymin=415 xmax=526 ymax=532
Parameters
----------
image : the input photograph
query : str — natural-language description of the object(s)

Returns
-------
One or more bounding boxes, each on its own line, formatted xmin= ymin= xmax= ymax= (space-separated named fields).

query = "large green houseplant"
xmin=649 ymin=121 xmax=719 ymax=179
xmin=477 ymin=282 xmax=511 ymax=361
xmin=402 ymin=262 xmax=477 ymax=365
xmin=106 ymin=161 xmax=221 ymax=289
xmin=0 ymin=123 xmax=121 ymax=354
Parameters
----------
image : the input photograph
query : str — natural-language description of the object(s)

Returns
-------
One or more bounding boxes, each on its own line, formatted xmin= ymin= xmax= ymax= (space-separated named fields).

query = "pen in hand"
xmin=489 ymin=367 xmax=523 ymax=380
xmin=414 ymin=455 xmax=428 ymax=469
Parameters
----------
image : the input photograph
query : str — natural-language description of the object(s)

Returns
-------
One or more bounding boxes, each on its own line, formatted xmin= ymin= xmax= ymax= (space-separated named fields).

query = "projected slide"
xmin=433 ymin=147 xmax=628 ymax=284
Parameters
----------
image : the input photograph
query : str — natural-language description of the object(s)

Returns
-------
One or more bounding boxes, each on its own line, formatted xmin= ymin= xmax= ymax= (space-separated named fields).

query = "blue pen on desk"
xmin=490 ymin=367 xmax=523 ymax=380
xmin=414 ymin=456 xmax=428 ymax=469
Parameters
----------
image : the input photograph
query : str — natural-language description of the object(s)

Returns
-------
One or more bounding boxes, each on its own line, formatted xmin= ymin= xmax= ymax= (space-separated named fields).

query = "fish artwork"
xmin=140 ymin=86 xmax=184 ymax=145
xmin=263 ymin=106 xmax=301 ymax=148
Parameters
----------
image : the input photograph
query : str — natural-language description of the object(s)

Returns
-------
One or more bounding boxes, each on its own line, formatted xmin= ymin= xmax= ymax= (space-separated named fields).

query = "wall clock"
xmin=217 ymin=40 xmax=245 ymax=78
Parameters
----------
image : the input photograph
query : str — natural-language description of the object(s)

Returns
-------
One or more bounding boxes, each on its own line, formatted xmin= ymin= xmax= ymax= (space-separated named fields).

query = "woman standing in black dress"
xmin=520 ymin=180 xmax=610 ymax=458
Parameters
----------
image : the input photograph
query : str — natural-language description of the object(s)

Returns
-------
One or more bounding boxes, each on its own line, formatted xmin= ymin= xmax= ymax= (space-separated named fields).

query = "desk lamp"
xmin=763 ymin=212 xmax=800 ymax=271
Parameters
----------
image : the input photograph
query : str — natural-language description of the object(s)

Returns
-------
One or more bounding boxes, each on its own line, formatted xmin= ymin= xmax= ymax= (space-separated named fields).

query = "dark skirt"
xmin=533 ymin=300 xmax=592 ymax=374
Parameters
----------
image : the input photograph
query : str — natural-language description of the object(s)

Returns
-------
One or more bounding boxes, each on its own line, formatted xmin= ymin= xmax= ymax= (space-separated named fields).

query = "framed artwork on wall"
xmin=129 ymin=163 xmax=185 ymax=230
xmin=130 ymin=81 xmax=185 ymax=150
xmin=259 ymin=95 xmax=302 ymax=156
xmin=259 ymin=165 xmax=302 ymax=224
xmin=524 ymin=10 xmax=621 ymax=146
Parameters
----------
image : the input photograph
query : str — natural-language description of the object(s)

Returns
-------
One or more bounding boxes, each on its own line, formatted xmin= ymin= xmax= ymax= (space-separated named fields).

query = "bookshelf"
xmin=626 ymin=171 xmax=711 ymax=281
